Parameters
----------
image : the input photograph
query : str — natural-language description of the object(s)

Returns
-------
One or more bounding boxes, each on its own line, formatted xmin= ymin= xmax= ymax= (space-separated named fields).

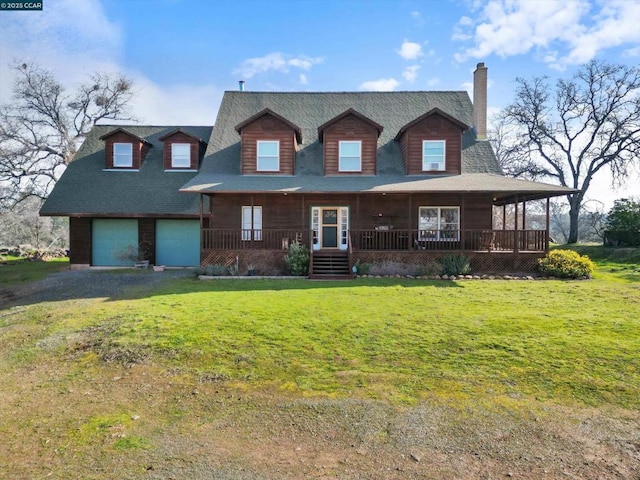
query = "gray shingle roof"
xmin=40 ymin=125 xmax=213 ymax=216
xmin=180 ymin=91 xmax=573 ymax=199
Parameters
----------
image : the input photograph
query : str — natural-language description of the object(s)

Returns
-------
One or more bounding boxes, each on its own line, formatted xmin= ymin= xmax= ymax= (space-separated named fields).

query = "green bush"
xmin=538 ymin=249 xmax=594 ymax=278
xmin=204 ymin=264 xmax=229 ymax=276
xmin=284 ymin=242 xmax=310 ymax=276
xmin=441 ymin=254 xmax=471 ymax=276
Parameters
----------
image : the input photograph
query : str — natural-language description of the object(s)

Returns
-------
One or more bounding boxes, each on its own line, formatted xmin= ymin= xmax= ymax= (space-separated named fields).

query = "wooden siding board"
xmin=323 ymin=115 xmax=378 ymax=175
xmin=240 ymin=114 xmax=296 ymax=175
xmin=162 ymin=131 xmax=201 ymax=170
xmin=69 ymin=217 xmax=91 ymax=264
xmin=400 ymin=113 xmax=463 ymax=175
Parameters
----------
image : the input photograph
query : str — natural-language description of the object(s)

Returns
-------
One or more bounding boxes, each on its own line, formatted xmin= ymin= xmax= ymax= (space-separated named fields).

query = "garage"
xmin=155 ymin=219 xmax=200 ymax=267
xmin=92 ymin=219 xmax=138 ymax=266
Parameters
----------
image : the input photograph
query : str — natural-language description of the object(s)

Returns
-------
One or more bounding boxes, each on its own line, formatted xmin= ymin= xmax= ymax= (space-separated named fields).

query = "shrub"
xmin=284 ymin=242 xmax=309 ymax=276
xmin=204 ymin=264 xmax=229 ymax=276
xmin=538 ymin=250 xmax=594 ymax=278
xmin=353 ymin=259 xmax=371 ymax=275
xmin=441 ymin=254 xmax=471 ymax=276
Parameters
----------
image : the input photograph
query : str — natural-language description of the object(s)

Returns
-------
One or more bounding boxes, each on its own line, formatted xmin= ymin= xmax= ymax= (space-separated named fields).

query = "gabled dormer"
xmin=99 ymin=128 xmax=152 ymax=170
xmin=158 ymin=128 xmax=206 ymax=171
xmin=318 ymin=109 xmax=383 ymax=175
xmin=394 ymin=108 xmax=469 ymax=176
xmin=235 ymin=109 xmax=302 ymax=175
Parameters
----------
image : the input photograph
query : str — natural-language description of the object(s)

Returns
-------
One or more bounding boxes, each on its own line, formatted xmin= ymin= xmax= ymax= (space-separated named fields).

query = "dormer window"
xmin=422 ymin=140 xmax=446 ymax=171
xmin=339 ymin=141 xmax=362 ymax=172
xmin=113 ymin=143 xmax=133 ymax=167
xmin=171 ymin=143 xmax=191 ymax=168
xmin=257 ymin=140 xmax=280 ymax=172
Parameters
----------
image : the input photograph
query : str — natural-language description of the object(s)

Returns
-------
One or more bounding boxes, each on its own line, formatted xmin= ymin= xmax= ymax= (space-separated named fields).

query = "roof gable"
xmin=99 ymin=127 xmax=152 ymax=145
xmin=394 ymin=107 xmax=469 ymax=142
xmin=317 ymin=108 xmax=384 ymax=142
xmin=158 ymin=128 xmax=206 ymax=143
xmin=234 ymin=108 xmax=302 ymax=144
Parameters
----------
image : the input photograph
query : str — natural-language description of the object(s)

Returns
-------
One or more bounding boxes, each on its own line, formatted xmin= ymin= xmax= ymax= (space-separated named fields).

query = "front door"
xmin=311 ymin=207 xmax=349 ymax=251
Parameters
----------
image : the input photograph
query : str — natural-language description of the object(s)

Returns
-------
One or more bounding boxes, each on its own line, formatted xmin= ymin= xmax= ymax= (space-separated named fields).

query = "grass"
xmin=0 ymin=257 xmax=69 ymax=286
xmin=2 ymin=248 xmax=638 ymax=409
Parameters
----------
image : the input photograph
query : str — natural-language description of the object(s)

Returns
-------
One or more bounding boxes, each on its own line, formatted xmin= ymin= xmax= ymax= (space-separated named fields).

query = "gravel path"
xmin=1 ymin=268 xmax=193 ymax=307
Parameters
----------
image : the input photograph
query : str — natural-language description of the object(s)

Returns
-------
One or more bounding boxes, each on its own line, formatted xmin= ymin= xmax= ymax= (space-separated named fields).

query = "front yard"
xmin=0 ymin=248 xmax=638 ymax=479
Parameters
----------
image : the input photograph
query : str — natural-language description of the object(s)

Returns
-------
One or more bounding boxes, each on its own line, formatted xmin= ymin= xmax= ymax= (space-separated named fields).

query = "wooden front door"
xmin=311 ymin=207 xmax=349 ymax=251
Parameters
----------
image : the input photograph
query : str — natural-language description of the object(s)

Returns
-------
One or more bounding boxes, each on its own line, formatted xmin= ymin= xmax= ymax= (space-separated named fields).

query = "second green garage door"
xmin=155 ymin=220 xmax=200 ymax=267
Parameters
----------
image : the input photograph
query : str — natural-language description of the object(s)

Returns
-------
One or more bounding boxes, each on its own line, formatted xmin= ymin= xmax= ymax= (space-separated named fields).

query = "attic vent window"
xmin=171 ymin=143 xmax=191 ymax=168
xmin=422 ymin=140 xmax=445 ymax=171
xmin=113 ymin=143 xmax=133 ymax=167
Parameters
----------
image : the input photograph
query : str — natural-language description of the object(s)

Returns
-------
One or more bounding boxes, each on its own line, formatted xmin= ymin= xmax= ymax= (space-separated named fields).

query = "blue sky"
xmin=1 ymin=0 xmax=639 ymax=206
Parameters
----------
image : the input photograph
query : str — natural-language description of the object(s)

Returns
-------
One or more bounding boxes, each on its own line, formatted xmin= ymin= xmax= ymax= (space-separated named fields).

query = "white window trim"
xmin=171 ymin=143 xmax=191 ymax=168
xmin=418 ymin=206 xmax=460 ymax=241
xmin=422 ymin=140 xmax=446 ymax=172
xmin=113 ymin=142 xmax=133 ymax=168
xmin=242 ymin=206 xmax=263 ymax=241
xmin=257 ymin=140 xmax=280 ymax=172
xmin=338 ymin=140 xmax=362 ymax=172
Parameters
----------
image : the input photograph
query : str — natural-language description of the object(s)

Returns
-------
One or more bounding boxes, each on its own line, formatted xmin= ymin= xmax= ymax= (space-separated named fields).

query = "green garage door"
xmin=156 ymin=220 xmax=200 ymax=267
xmin=92 ymin=219 xmax=138 ymax=266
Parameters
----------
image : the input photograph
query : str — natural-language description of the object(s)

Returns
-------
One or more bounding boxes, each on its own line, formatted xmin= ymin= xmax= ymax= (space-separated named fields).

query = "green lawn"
xmin=3 ymin=248 xmax=638 ymax=409
xmin=0 ymin=256 xmax=69 ymax=286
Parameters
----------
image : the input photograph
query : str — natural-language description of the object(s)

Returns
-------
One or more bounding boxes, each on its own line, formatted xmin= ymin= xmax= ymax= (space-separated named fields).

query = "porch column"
xmin=545 ymin=197 xmax=551 ymax=252
xmin=199 ymin=194 xmax=203 ymax=256
xmin=408 ymin=194 xmax=413 ymax=250
xmin=502 ymin=204 xmax=506 ymax=230
xmin=460 ymin=194 xmax=465 ymax=251
xmin=514 ymin=195 xmax=519 ymax=253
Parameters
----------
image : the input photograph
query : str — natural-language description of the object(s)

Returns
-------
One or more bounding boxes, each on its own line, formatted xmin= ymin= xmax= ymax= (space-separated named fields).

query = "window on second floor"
xmin=257 ymin=141 xmax=279 ymax=172
xmin=422 ymin=140 xmax=446 ymax=171
xmin=339 ymin=140 xmax=362 ymax=172
xmin=171 ymin=143 xmax=191 ymax=168
xmin=113 ymin=143 xmax=133 ymax=167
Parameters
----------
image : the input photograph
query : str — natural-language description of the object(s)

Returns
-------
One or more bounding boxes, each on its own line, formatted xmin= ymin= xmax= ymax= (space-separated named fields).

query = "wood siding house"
xmin=42 ymin=63 xmax=575 ymax=276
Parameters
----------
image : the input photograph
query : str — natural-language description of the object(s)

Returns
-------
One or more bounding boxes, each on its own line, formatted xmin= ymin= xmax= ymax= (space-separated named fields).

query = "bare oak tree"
xmin=0 ymin=62 xmax=135 ymax=207
xmin=490 ymin=60 xmax=640 ymax=243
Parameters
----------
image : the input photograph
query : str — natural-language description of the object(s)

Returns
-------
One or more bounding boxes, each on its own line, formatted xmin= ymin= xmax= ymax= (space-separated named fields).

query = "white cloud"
xmin=0 ymin=0 xmax=219 ymax=126
xmin=402 ymin=65 xmax=420 ymax=83
xmin=454 ymin=0 xmax=640 ymax=69
xmin=426 ymin=77 xmax=440 ymax=87
xmin=397 ymin=41 xmax=424 ymax=60
xmin=299 ymin=73 xmax=308 ymax=85
xmin=233 ymin=53 xmax=324 ymax=79
xmin=358 ymin=78 xmax=400 ymax=92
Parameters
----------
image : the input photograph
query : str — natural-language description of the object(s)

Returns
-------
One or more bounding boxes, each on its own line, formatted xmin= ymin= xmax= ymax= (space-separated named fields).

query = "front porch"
xmin=200 ymin=228 xmax=548 ymax=276
xmin=201 ymin=228 xmax=548 ymax=253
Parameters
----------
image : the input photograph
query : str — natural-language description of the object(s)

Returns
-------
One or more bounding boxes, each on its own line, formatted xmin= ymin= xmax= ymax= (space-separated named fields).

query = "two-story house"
xmin=41 ymin=63 xmax=574 ymax=276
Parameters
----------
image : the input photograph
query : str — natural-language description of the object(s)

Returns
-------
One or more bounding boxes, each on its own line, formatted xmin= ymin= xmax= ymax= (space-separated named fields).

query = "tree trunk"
xmin=567 ymin=196 xmax=581 ymax=244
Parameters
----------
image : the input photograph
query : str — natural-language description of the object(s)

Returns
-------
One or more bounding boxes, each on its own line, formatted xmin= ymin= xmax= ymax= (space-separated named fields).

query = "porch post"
xmin=199 ymin=194 xmax=204 ymax=265
xmin=545 ymin=196 xmax=551 ymax=252
xmin=408 ymin=193 xmax=413 ymax=250
xmin=460 ymin=194 xmax=465 ymax=251
xmin=514 ymin=195 xmax=519 ymax=254
xmin=502 ymin=204 xmax=506 ymax=230
xmin=301 ymin=194 xmax=305 ymax=243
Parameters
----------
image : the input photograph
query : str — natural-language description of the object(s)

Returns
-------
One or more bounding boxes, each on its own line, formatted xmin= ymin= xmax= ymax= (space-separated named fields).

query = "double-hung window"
xmin=171 ymin=143 xmax=191 ymax=168
xmin=242 ymin=206 xmax=262 ymax=241
xmin=113 ymin=143 xmax=133 ymax=167
xmin=339 ymin=141 xmax=362 ymax=172
xmin=422 ymin=140 xmax=445 ymax=171
xmin=418 ymin=206 xmax=459 ymax=241
xmin=257 ymin=141 xmax=279 ymax=172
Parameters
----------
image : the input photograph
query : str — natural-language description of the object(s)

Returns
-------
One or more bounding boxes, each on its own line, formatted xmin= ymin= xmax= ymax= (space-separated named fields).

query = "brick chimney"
xmin=473 ymin=62 xmax=488 ymax=141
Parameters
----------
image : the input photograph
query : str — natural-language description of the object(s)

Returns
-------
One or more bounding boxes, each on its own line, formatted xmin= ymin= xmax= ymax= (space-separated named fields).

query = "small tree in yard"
xmin=284 ymin=242 xmax=310 ymax=276
xmin=491 ymin=60 xmax=640 ymax=244
xmin=0 ymin=62 xmax=134 ymax=207
xmin=604 ymin=198 xmax=640 ymax=246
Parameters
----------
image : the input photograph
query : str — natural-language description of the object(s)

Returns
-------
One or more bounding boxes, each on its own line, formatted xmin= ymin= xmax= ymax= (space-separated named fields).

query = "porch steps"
xmin=309 ymin=251 xmax=354 ymax=279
